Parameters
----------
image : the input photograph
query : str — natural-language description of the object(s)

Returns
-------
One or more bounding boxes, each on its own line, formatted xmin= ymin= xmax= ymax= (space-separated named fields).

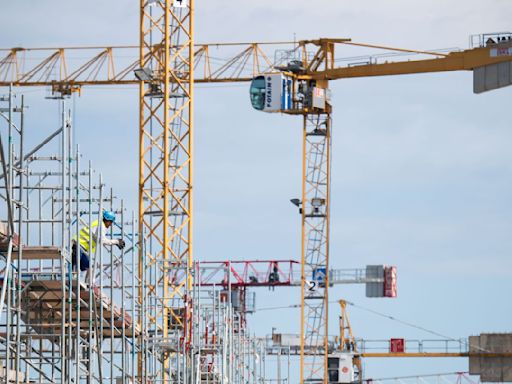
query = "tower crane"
xmin=246 ymin=34 xmax=512 ymax=384
xmin=1 ymin=2 xmax=512 ymax=378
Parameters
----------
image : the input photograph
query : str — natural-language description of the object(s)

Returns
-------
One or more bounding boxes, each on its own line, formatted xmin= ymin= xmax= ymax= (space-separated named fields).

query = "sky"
xmin=1 ymin=0 xmax=512 ymax=381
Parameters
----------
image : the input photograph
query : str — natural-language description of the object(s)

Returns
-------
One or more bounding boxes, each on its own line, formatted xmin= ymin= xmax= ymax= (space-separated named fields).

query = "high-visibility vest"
xmin=73 ymin=219 xmax=100 ymax=255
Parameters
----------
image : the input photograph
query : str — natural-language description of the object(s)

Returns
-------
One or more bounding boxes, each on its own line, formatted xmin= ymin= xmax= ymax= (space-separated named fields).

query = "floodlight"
xmin=311 ymin=198 xmax=325 ymax=208
xmin=290 ymin=198 xmax=301 ymax=207
xmin=134 ymin=68 xmax=154 ymax=81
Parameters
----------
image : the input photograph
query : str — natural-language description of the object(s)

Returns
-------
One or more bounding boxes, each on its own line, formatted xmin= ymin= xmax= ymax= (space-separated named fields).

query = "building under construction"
xmin=1 ymin=2 xmax=512 ymax=384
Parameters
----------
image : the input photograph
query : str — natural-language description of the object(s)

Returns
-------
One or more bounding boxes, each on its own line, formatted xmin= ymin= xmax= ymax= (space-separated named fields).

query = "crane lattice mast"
xmin=138 ymin=0 xmax=194 ymax=381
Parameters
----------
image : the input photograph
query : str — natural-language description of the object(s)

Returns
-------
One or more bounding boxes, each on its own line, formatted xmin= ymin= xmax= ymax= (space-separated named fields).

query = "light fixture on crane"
xmin=134 ymin=68 xmax=164 ymax=98
xmin=133 ymin=68 xmax=154 ymax=81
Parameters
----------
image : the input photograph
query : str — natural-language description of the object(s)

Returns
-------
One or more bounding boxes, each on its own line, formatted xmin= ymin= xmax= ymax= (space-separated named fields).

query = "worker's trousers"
xmin=71 ymin=243 xmax=91 ymax=272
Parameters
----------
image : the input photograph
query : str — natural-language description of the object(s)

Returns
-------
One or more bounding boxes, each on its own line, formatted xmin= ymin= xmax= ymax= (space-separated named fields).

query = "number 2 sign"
xmin=305 ymin=280 xmax=317 ymax=292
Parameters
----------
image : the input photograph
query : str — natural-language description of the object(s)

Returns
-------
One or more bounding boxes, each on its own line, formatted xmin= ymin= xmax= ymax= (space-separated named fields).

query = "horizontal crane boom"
xmin=2 ymin=35 xmax=510 ymax=92
xmin=308 ymin=42 xmax=512 ymax=80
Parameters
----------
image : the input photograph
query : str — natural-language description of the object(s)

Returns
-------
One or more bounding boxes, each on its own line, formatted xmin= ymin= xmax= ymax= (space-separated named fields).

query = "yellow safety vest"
xmin=73 ymin=219 xmax=100 ymax=255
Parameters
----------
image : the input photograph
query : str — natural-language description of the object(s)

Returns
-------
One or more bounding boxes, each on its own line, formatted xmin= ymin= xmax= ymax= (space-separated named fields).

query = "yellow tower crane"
xmin=246 ymin=35 xmax=512 ymax=384
xmin=138 ymin=1 xmax=194 ymax=380
xmin=1 ymin=18 xmax=512 ymax=383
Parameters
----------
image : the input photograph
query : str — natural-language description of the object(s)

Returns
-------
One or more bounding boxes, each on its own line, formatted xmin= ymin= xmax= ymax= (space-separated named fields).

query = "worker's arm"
xmin=91 ymin=222 xmax=122 ymax=246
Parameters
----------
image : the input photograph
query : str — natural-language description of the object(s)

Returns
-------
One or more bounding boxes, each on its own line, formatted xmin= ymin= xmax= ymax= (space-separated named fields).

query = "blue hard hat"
xmin=103 ymin=210 xmax=116 ymax=222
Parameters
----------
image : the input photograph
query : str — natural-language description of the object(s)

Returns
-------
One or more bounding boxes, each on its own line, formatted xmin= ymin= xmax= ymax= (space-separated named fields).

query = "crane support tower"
xmin=250 ymin=39 xmax=343 ymax=384
xmin=137 ymin=0 xmax=194 ymax=382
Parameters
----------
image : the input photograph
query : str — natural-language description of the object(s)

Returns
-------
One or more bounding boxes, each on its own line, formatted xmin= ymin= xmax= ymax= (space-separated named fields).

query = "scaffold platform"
xmin=1 ymin=272 xmax=140 ymax=340
xmin=0 ymin=245 xmax=62 ymax=260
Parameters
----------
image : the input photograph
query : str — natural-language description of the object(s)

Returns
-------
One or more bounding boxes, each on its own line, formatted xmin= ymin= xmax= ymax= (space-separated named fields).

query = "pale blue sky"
xmin=1 ymin=0 xmax=511 ymax=380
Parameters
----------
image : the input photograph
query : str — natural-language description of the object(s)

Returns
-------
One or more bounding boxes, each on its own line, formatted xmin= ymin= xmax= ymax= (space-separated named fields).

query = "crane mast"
xmin=295 ymin=41 xmax=335 ymax=384
xmin=138 ymin=0 xmax=194 ymax=381
xmin=300 ymin=110 xmax=331 ymax=383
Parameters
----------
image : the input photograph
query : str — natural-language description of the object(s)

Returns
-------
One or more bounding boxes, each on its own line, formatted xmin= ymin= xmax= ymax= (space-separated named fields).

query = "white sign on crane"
xmin=173 ymin=0 xmax=187 ymax=8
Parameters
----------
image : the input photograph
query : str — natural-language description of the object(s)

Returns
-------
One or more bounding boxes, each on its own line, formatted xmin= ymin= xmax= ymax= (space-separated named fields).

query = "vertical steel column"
xmin=87 ymin=161 xmax=93 ymax=384
xmin=66 ymin=104 xmax=73 ymax=384
xmin=109 ymin=187 xmax=114 ymax=384
xmin=15 ymin=94 xmax=24 ymax=384
xmin=75 ymin=143 xmax=81 ymax=384
xmin=98 ymin=174 xmax=105 ymax=382
xmin=121 ymin=199 xmax=126 ymax=384
xmin=131 ymin=211 xmax=136 ymax=383
xmin=60 ymin=98 xmax=68 ymax=383
xmin=139 ymin=0 xmax=194 ymax=381
xmin=2 ymin=86 xmax=14 ymax=377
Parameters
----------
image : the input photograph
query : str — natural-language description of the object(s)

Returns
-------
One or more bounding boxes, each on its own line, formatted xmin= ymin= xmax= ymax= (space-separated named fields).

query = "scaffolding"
xmin=0 ymin=89 xmax=274 ymax=384
xmin=191 ymin=267 xmax=267 ymax=384
xmin=0 ymin=89 xmax=140 ymax=384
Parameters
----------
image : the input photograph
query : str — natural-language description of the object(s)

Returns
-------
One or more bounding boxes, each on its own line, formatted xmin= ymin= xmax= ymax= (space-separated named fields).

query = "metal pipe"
xmin=5 ymin=269 xmax=12 ymax=372
xmin=87 ymin=160 xmax=93 ymax=384
xmin=66 ymin=102 xmax=73 ymax=384
xmin=5 ymin=87 xmax=13 ymax=376
xmin=98 ymin=173 xmax=105 ymax=382
xmin=121 ymin=199 xmax=126 ymax=384
xmin=60 ymin=97 xmax=67 ymax=382
xmin=51 ymin=183 xmax=55 ymax=245
xmin=131 ymin=210 xmax=136 ymax=383
xmin=0 ymin=85 xmax=15 ymax=317
xmin=8 ymin=86 xmax=13 ymax=222
xmin=14 ymin=93 xmax=24 ymax=384
xmin=75 ymin=143 xmax=81 ymax=384
xmin=110 ymin=187 xmax=114 ymax=384
xmin=1 ymin=86 xmax=15 ymax=378
xmin=25 ymin=166 xmax=29 ymax=242
xmin=38 ymin=176 xmax=42 ymax=244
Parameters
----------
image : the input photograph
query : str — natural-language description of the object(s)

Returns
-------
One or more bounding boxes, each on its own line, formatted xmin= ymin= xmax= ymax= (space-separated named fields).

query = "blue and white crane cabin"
xmin=250 ymin=72 xmax=332 ymax=114
xmin=250 ymin=73 xmax=293 ymax=112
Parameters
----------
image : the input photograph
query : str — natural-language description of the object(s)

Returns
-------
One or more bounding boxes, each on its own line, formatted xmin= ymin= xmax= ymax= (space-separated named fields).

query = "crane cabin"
xmin=250 ymin=72 xmax=332 ymax=114
xmin=249 ymin=73 xmax=293 ymax=112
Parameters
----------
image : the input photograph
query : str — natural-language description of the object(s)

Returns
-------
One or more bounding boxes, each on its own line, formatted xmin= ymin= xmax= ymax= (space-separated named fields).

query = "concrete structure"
xmin=469 ymin=333 xmax=512 ymax=382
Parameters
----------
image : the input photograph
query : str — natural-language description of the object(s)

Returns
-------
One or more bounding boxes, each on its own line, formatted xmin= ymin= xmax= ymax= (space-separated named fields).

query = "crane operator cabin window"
xmin=249 ymin=76 xmax=265 ymax=110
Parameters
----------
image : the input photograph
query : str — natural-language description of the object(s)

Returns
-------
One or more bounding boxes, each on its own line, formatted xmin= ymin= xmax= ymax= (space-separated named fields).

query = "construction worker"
xmin=71 ymin=210 xmax=126 ymax=272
